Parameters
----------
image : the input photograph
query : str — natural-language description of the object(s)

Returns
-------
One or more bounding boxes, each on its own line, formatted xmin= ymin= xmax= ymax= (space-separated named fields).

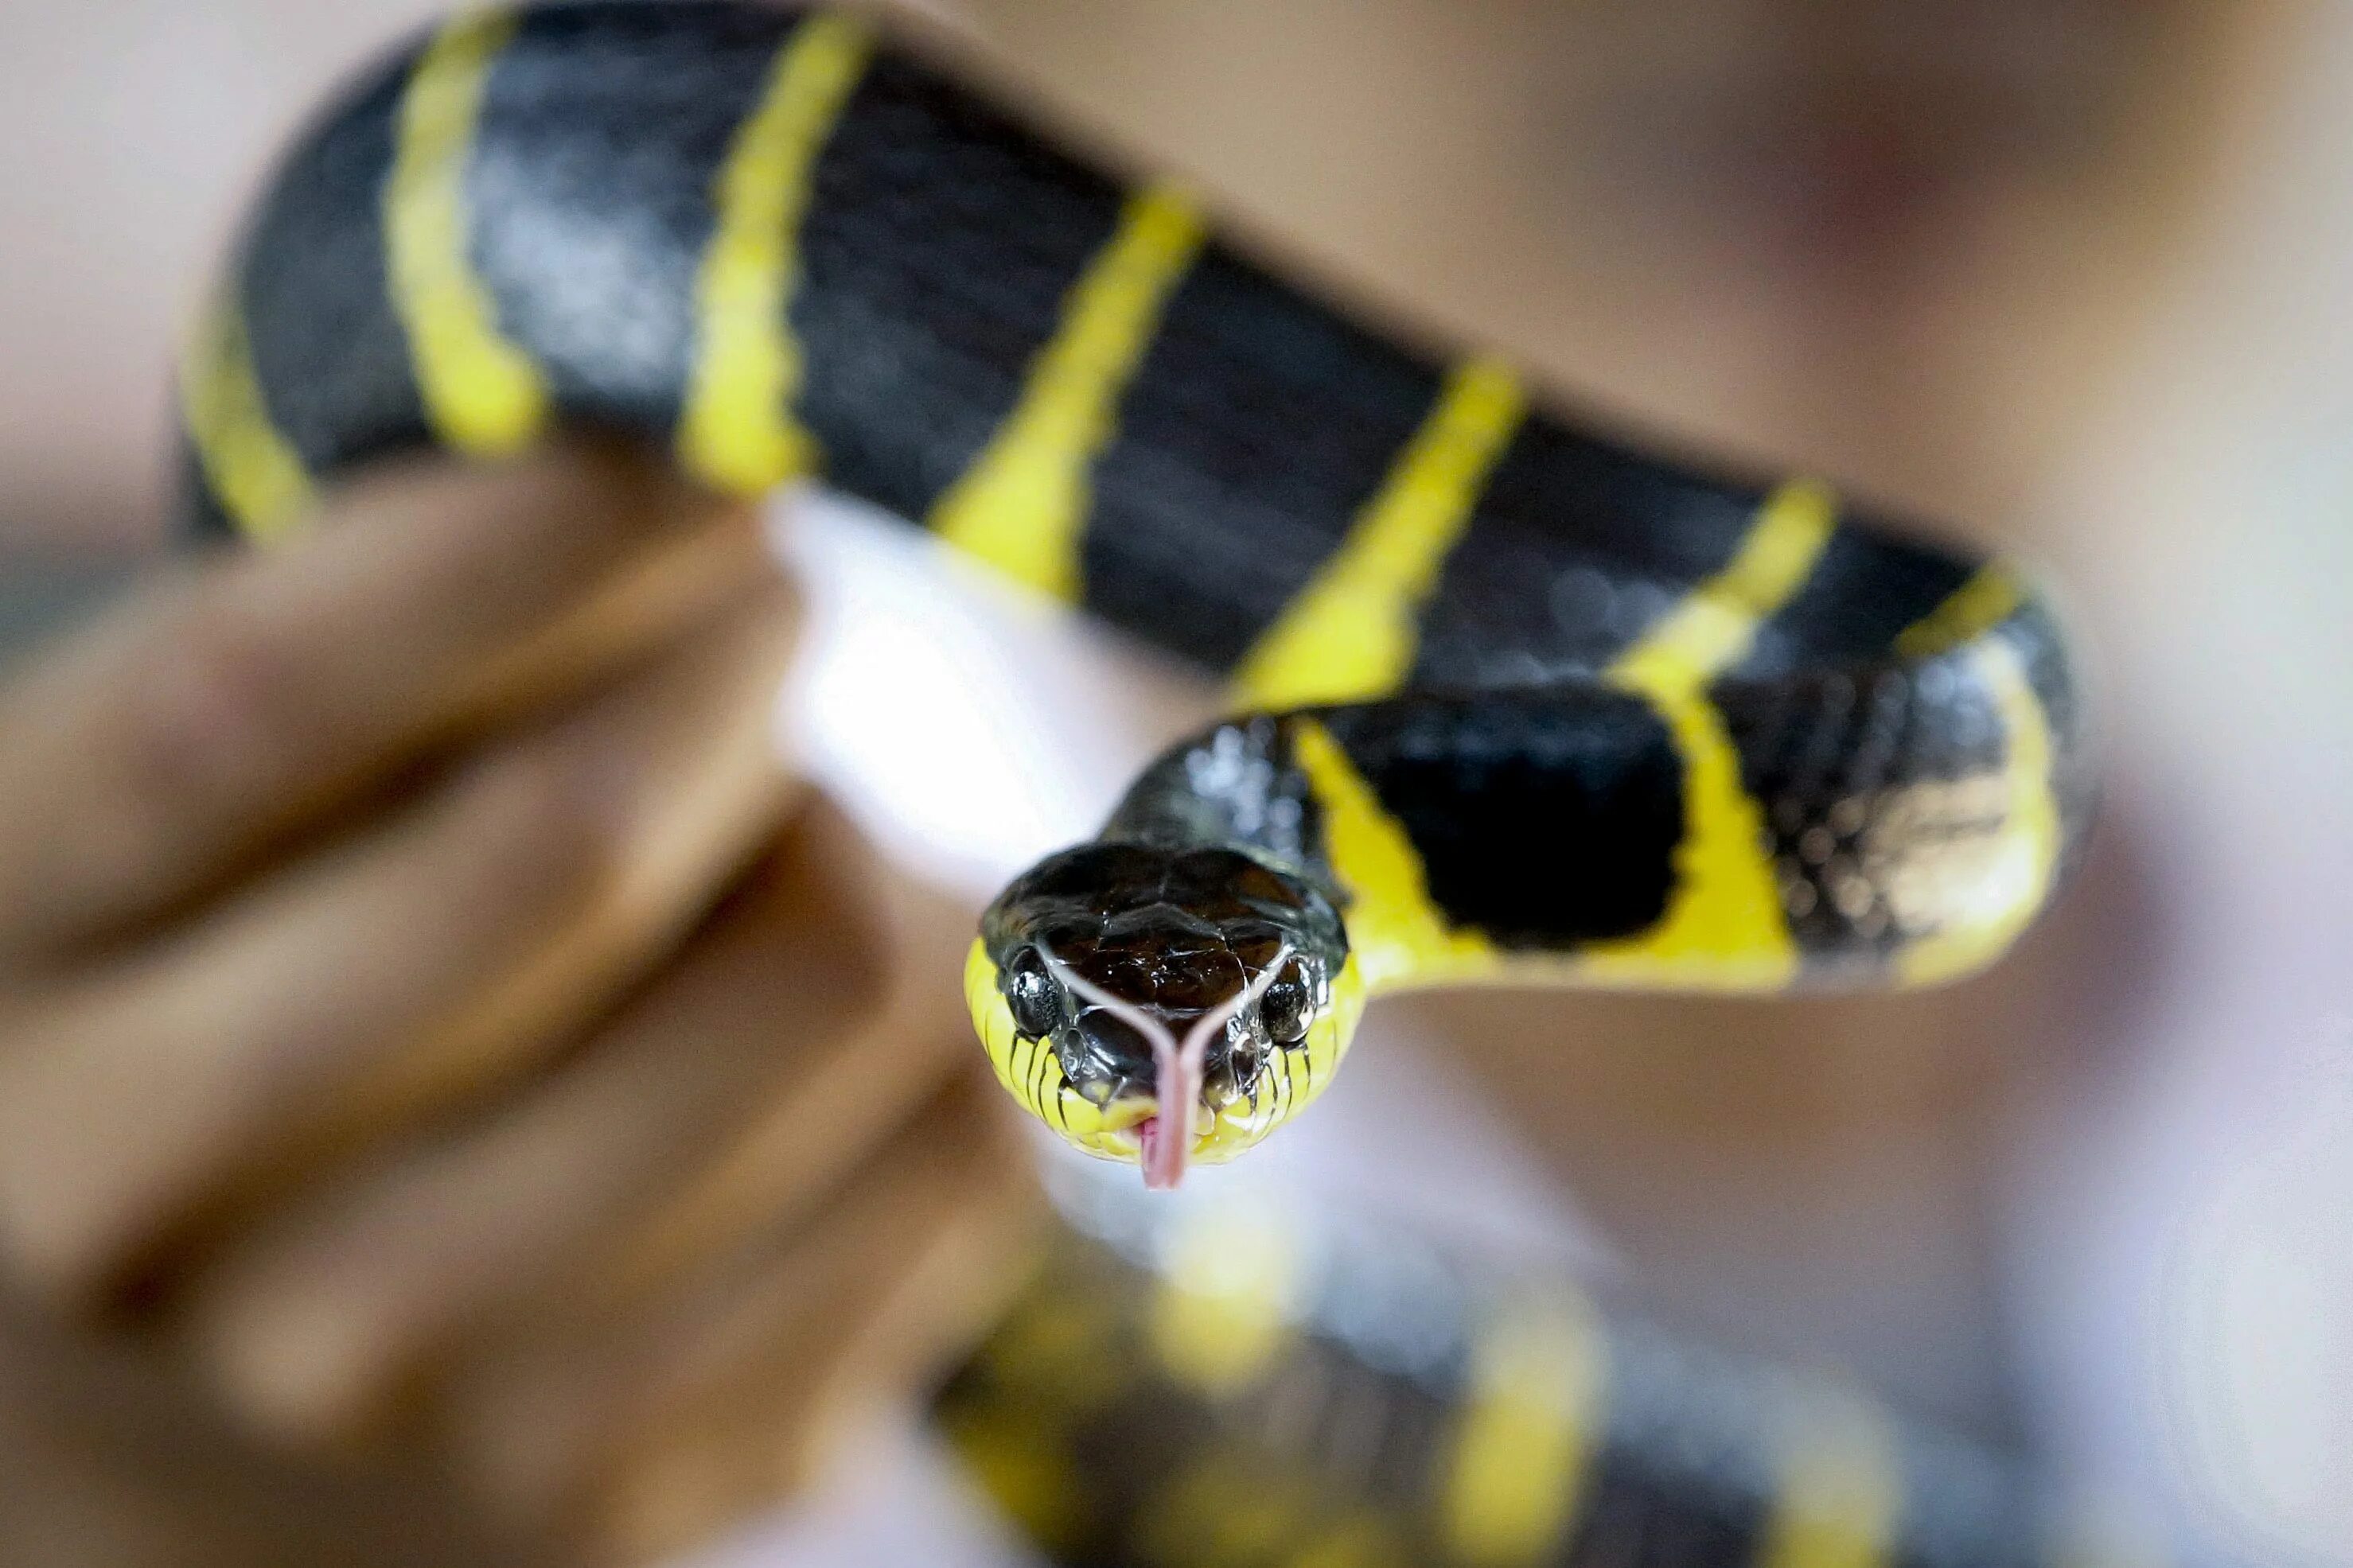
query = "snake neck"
xmin=1101 ymin=713 xmax=1340 ymax=899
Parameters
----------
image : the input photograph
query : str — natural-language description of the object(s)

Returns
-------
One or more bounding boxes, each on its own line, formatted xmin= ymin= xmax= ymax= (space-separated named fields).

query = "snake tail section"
xmin=940 ymin=1177 xmax=2191 ymax=1568
xmin=182 ymin=0 xmax=2090 ymax=993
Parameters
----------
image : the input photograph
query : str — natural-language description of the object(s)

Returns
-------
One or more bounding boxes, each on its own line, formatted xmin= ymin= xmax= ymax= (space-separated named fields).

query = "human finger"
xmin=586 ymin=1155 xmax=1036 ymax=1566
xmin=0 ymin=575 xmax=798 ymax=1311
xmin=574 ymin=846 xmax=991 ymax=1320
xmin=0 ymin=441 xmax=765 ymax=961
xmin=172 ymin=797 xmax=971 ymax=1450
xmin=440 ymin=1072 xmax=1034 ymax=1536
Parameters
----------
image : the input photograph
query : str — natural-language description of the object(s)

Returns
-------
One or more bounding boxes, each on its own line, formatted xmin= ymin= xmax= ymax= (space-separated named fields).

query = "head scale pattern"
xmin=964 ymin=842 xmax=1362 ymax=1183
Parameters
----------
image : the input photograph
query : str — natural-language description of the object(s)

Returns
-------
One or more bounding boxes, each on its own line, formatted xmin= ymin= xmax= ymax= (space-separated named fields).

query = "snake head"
xmin=968 ymin=843 xmax=1361 ymax=1186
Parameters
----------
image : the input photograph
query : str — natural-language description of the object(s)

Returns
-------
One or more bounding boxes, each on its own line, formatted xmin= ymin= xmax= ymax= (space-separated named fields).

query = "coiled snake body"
xmin=183 ymin=0 xmax=2091 ymax=1190
xmin=182 ymin=8 xmax=2107 ymax=1559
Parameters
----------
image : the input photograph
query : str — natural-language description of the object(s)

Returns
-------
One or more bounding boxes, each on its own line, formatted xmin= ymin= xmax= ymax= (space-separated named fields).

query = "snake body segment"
xmin=182 ymin=0 xmax=2090 ymax=1182
xmin=176 ymin=4 xmax=2118 ymax=1560
xmin=944 ymin=1171 xmax=2121 ymax=1568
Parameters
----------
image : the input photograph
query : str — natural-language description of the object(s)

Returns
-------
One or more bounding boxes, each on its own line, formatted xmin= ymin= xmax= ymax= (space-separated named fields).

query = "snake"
xmin=178 ymin=0 xmax=2091 ymax=1195
xmin=165 ymin=5 xmax=2147 ymax=1560
xmin=941 ymin=1167 xmax=2152 ymax=1568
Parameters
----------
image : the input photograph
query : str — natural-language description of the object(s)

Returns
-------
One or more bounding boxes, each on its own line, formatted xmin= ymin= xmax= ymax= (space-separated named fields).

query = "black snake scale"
xmin=173 ymin=3 xmax=2122 ymax=1562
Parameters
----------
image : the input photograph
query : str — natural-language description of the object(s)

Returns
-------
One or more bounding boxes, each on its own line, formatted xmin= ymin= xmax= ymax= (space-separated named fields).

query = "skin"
xmin=0 ymin=441 xmax=1039 ymax=1567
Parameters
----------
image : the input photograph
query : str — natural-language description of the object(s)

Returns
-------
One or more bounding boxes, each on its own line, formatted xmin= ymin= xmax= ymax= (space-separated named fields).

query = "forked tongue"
xmin=1135 ymin=1115 xmax=1170 ymax=1188
xmin=1140 ymin=1037 xmax=1199 ymax=1191
xmin=1143 ymin=948 xmax=1293 ymax=1192
xmin=1035 ymin=940 xmax=1291 ymax=1193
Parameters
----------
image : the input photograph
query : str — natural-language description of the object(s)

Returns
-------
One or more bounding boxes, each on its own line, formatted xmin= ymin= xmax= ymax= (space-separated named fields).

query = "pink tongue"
xmin=1136 ymin=1116 xmax=1165 ymax=1185
xmin=1120 ymin=950 xmax=1292 ymax=1193
xmin=1141 ymin=1033 xmax=1200 ymax=1190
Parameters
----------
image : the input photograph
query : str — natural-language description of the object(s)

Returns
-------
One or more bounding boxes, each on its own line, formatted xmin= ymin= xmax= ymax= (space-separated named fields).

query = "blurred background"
xmin=3 ymin=0 xmax=2350 ymax=1563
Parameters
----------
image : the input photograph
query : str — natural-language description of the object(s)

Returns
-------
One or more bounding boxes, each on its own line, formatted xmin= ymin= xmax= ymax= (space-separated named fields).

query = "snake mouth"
xmin=1097 ymin=1097 xmax=1160 ymax=1147
xmin=1096 ymin=1099 xmax=1222 ymax=1169
xmin=1040 ymin=940 xmax=1292 ymax=1190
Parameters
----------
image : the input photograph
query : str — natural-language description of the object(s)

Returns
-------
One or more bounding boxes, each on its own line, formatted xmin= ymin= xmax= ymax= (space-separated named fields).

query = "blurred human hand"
xmin=0 ymin=443 xmax=1037 ymax=1567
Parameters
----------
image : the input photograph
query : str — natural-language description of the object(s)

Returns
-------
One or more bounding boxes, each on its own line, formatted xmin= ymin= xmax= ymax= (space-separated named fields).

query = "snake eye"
xmin=1259 ymin=957 xmax=1315 ymax=1046
xmin=1003 ymin=947 xmax=1062 ymax=1039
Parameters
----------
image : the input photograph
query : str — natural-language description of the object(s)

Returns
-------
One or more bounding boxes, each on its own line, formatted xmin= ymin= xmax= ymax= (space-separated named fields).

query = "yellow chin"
xmin=963 ymin=939 xmax=1366 ymax=1168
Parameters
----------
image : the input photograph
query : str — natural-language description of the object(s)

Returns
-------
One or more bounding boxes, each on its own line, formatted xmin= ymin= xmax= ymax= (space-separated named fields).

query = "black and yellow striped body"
xmin=939 ymin=1176 xmax=2122 ymax=1568
xmin=1109 ymin=583 xmax=2080 ymax=999
xmin=180 ymin=6 xmax=2111 ymax=1560
xmin=184 ymin=2 xmax=2087 ymax=1024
